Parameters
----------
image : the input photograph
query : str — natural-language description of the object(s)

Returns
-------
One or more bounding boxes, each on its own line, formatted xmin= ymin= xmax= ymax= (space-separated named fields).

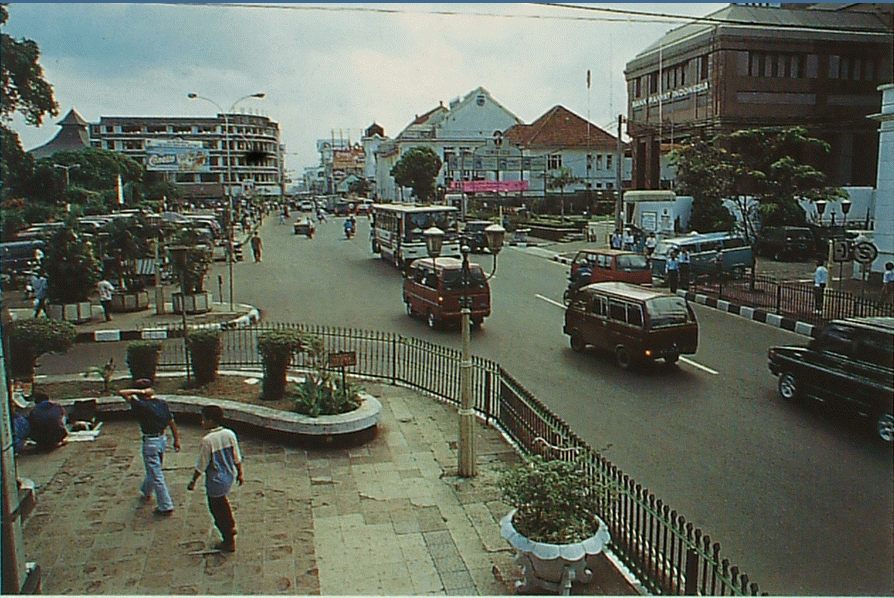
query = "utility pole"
xmin=615 ymin=114 xmax=624 ymax=232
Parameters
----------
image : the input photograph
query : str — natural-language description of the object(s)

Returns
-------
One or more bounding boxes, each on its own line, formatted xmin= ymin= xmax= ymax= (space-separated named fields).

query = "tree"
xmin=390 ymin=146 xmax=442 ymax=202
xmin=1 ymin=4 xmax=58 ymax=198
xmin=547 ymin=167 xmax=580 ymax=222
xmin=669 ymin=138 xmax=737 ymax=235
xmin=41 ymin=223 xmax=102 ymax=304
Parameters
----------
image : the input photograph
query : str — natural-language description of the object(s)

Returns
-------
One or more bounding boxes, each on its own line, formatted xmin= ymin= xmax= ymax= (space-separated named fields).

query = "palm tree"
xmin=547 ymin=167 xmax=580 ymax=223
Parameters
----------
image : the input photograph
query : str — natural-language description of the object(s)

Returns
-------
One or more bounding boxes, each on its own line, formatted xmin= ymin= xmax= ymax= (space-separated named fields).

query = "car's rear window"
xmin=442 ymin=267 xmax=487 ymax=290
xmin=645 ymin=296 xmax=693 ymax=328
xmin=617 ymin=254 xmax=649 ymax=270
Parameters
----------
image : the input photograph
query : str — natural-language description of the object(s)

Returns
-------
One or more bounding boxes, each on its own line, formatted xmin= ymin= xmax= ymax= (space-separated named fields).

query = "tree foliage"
xmin=390 ymin=146 xmax=442 ymax=202
xmin=41 ymin=223 xmax=102 ymax=304
xmin=669 ymin=138 xmax=737 ymax=234
xmin=1 ymin=5 xmax=58 ymax=126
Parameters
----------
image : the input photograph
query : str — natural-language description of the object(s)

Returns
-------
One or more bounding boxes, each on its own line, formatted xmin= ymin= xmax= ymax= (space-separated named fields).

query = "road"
xmin=41 ymin=214 xmax=894 ymax=594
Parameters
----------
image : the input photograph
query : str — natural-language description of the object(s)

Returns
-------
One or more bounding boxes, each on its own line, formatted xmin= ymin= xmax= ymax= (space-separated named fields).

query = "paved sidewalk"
xmin=15 ymin=379 xmax=643 ymax=595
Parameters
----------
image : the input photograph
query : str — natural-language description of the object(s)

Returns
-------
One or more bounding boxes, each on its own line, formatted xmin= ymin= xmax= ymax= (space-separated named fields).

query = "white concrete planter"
xmin=172 ymin=291 xmax=212 ymax=314
xmin=47 ymin=302 xmax=94 ymax=323
xmin=501 ymin=509 xmax=610 ymax=595
xmin=110 ymin=291 xmax=150 ymax=312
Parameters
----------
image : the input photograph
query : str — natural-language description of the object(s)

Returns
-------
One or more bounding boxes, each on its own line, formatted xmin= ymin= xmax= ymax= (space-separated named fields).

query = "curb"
xmin=72 ymin=304 xmax=260 ymax=343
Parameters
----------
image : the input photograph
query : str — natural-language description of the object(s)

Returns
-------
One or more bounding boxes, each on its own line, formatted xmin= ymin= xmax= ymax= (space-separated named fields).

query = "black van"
xmin=1 ymin=240 xmax=44 ymax=276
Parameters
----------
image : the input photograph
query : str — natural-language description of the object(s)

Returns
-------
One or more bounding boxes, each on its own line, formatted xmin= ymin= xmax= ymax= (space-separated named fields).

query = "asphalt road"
xmin=36 ymin=214 xmax=894 ymax=595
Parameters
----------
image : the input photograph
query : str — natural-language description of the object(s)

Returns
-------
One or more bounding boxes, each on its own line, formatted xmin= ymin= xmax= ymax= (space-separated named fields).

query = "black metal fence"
xmin=691 ymin=273 xmax=893 ymax=325
xmin=156 ymin=323 xmax=762 ymax=595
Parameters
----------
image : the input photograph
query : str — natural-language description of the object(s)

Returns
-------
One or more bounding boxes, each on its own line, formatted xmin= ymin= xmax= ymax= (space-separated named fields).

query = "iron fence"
xmin=156 ymin=322 xmax=762 ymax=595
xmin=692 ymin=273 xmax=893 ymax=325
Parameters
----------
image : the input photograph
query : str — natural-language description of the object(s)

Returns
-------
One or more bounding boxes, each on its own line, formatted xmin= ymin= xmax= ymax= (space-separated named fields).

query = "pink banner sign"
xmin=450 ymin=180 xmax=528 ymax=193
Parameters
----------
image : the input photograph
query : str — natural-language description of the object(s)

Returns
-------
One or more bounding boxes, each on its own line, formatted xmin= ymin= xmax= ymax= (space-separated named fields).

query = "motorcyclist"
xmin=344 ymin=215 xmax=356 ymax=238
xmin=563 ymin=264 xmax=593 ymax=304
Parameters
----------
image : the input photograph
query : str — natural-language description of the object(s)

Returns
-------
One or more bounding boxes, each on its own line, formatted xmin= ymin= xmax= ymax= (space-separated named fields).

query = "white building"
xmin=869 ymin=82 xmax=894 ymax=274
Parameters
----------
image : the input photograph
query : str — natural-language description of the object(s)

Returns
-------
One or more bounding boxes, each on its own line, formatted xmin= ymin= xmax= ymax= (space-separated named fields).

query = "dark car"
xmin=755 ymin=226 xmax=815 ymax=261
xmin=462 ymin=220 xmax=494 ymax=253
xmin=767 ymin=317 xmax=894 ymax=442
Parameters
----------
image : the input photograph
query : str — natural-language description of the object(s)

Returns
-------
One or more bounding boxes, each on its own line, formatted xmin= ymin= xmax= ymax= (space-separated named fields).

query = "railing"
xmin=155 ymin=323 xmax=763 ymax=595
xmin=690 ymin=273 xmax=893 ymax=325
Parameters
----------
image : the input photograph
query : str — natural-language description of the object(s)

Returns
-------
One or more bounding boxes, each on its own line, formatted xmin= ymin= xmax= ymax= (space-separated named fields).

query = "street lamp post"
xmin=424 ymin=223 xmax=505 ymax=478
xmin=168 ymin=245 xmax=191 ymax=383
xmin=187 ymin=92 xmax=265 ymax=310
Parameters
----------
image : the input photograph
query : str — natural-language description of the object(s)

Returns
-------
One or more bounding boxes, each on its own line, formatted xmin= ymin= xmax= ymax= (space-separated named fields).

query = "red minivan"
xmin=403 ymin=257 xmax=491 ymax=329
xmin=564 ymin=249 xmax=652 ymax=304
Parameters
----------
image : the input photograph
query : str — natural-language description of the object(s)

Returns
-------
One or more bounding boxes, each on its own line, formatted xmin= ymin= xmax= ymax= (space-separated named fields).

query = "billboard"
xmin=146 ymin=139 xmax=211 ymax=172
xmin=333 ymin=148 xmax=365 ymax=169
xmin=449 ymin=180 xmax=528 ymax=193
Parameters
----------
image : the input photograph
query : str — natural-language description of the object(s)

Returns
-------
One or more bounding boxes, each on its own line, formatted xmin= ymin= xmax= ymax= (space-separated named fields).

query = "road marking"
xmin=536 ymin=294 xmax=565 ymax=309
xmin=679 ymin=357 xmax=718 ymax=375
xmin=537 ymin=294 xmax=719 ymax=375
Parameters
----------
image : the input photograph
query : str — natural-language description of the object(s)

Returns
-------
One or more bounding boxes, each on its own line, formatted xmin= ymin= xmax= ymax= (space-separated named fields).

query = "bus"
xmin=370 ymin=203 xmax=461 ymax=269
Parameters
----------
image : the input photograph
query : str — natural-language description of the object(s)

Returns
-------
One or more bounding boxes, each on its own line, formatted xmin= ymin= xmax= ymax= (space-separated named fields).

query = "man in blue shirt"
xmin=187 ymin=404 xmax=244 ymax=552
xmin=120 ymin=380 xmax=181 ymax=516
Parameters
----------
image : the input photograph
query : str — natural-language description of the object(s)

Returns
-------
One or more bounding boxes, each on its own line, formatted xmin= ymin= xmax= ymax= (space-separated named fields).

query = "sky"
xmin=5 ymin=2 xmax=726 ymax=178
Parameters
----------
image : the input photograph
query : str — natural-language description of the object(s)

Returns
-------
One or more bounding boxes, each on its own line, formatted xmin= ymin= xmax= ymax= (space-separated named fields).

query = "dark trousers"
xmin=814 ymin=284 xmax=826 ymax=312
xmin=101 ymin=300 xmax=112 ymax=321
xmin=679 ymin=264 xmax=690 ymax=289
xmin=667 ymin=269 xmax=679 ymax=293
xmin=208 ymin=494 xmax=236 ymax=541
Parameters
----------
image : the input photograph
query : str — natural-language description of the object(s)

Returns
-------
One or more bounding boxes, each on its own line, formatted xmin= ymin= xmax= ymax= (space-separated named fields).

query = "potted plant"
xmin=187 ymin=328 xmax=222 ymax=385
xmin=5 ymin=318 xmax=77 ymax=382
xmin=292 ymin=333 xmax=361 ymax=417
xmin=499 ymin=453 xmax=612 ymax=594
xmin=168 ymin=228 xmax=214 ymax=314
xmin=42 ymin=223 xmax=102 ymax=322
xmin=126 ymin=340 xmax=163 ymax=383
xmin=98 ymin=216 xmax=152 ymax=311
xmin=257 ymin=329 xmax=305 ymax=400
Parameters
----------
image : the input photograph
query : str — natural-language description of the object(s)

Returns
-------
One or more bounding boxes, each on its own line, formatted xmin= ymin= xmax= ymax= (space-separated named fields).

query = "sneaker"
xmin=213 ymin=541 xmax=235 ymax=552
xmin=153 ymin=508 xmax=174 ymax=517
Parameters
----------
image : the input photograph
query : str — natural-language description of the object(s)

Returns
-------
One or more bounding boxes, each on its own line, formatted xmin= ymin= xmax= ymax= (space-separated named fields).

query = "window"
xmin=649 ymin=72 xmax=658 ymax=94
xmin=635 ymin=77 xmax=642 ymax=98
xmin=627 ymin=305 xmax=643 ymax=327
xmin=700 ymin=55 xmax=709 ymax=80
xmin=589 ymin=296 xmax=606 ymax=317
xmin=609 ymin=300 xmax=627 ymax=322
xmin=606 ymin=155 xmax=613 ymax=170
xmin=548 ymin=154 xmax=562 ymax=170
xmin=596 ymin=155 xmax=603 ymax=170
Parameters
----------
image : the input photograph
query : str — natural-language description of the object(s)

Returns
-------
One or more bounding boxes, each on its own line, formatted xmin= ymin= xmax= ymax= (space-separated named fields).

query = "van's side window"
xmin=609 ymin=299 xmax=627 ymax=322
xmin=597 ymin=255 xmax=611 ymax=269
xmin=627 ymin=304 xmax=643 ymax=327
xmin=423 ymin=271 xmax=438 ymax=289
xmin=699 ymin=241 xmax=720 ymax=253
xmin=589 ymin=295 xmax=606 ymax=316
xmin=723 ymin=237 xmax=745 ymax=249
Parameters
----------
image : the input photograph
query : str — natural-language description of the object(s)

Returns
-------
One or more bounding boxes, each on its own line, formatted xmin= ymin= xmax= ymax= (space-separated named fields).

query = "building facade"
xmin=88 ymin=113 xmax=284 ymax=202
xmin=625 ymin=3 xmax=893 ymax=190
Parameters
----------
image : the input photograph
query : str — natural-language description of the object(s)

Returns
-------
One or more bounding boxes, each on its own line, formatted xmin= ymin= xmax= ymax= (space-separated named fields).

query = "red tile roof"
xmin=503 ymin=106 xmax=620 ymax=150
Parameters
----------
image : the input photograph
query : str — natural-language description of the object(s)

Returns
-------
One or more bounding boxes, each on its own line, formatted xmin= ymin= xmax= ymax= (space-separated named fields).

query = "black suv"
xmin=767 ymin=317 xmax=894 ymax=442
xmin=755 ymin=226 xmax=815 ymax=261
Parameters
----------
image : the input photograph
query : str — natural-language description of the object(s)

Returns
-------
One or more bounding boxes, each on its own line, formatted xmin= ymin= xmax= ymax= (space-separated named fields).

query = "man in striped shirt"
xmin=187 ymin=405 xmax=243 ymax=552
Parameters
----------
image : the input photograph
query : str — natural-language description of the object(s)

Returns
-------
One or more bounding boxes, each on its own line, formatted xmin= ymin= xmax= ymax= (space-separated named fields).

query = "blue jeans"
xmin=141 ymin=435 xmax=174 ymax=511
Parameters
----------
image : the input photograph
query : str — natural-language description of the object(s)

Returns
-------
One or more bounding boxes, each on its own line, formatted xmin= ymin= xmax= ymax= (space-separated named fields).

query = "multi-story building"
xmin=88 ymin=113 xmax=284 ymax=202
xmin=625 ymin=3 xmax=893 ymax=190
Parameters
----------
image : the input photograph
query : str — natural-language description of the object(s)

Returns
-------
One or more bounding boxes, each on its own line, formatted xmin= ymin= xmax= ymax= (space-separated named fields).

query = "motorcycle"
xmin=344 ymin=218 xmax=356 ymax=240
xmin=562 ymin=268 xmax=592 ymax=305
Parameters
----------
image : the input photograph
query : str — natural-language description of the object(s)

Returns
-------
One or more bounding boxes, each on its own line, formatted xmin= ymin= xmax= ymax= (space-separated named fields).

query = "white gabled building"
xmin=374 ymin=87 xmax=523 ymax=202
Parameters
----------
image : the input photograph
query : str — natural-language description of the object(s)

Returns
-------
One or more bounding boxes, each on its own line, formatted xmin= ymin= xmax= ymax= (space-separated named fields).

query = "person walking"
xmin=250 ymin=232 xmax=263 ymax=263
xmin=97 ymin=277 xmax=115 ymax=321
xmin=880 ymin=261 xmax=894 ymax=305
xmin=813 ymin=261 xmax=829 ymax=314
xmin=187 ymin=405 xmax=243 ymax=552
xmin=32 ymin=275 xmax=48 ymax=318
xmin=678 ymin=248 xmax=691 ymax=290
xmin=665 ymin=249 xmax=680 ymax=294
xmin=119 ymin=380 xmax=181 ymax=516
xmin=644 ymin=232 xmax=657 ymax=260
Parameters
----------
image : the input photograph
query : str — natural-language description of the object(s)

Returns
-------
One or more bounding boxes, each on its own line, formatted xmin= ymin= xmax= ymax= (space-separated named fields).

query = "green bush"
xmin=42 ymin=224 xmax=101 ymax=304
xmin=126 ymin=340 xmax=163 ymax=383
xmin=6 ymin=319 xmax=77 ymax=380
xmin=499 ymin=454 xmax=612 ymax=544
xmin=293 ymin=377 xmax=361 ymax=417
xmin=187 ymin=328 xmax=222 ymax=385
xmin=257 ymin=329 xmax=305 ymax=400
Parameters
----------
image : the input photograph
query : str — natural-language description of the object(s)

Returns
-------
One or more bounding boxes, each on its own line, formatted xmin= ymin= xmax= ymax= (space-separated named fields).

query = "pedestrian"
xmin=623 ymin=228 xmax=635 ymax=251
xmin=610 ymin=230 xmax=622 ymax=249
xmin=644 ymin=232 xmax=657 ymax=259
xmin=665 ymin=249 xmax=680 ymax=294
xmin=119 ymin=379 xmax=181 ymax=516
xmin=880 ymin=261 xmax=894 ymax=305
xmin=250 ymin=232 xmax=263 ymax=262
xmin=27 ymin=392 xmax=68 ymax=451
xmin=813 ymin=261 xmax=829 ymax=314
xmin=97 ymin=277 xmax=115 ymax=322
xmin=678 ymin=248 xmax=691 ymax=290
xmin=32 ymin=275 xmax=48 ymax=318
xmin=187 ymin=404 xmax=243 ymax=552
xmin=712 ymin=249 xmax=724 ymax=285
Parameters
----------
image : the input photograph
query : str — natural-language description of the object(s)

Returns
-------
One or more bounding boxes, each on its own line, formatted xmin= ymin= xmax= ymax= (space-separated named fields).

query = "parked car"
xmin=651 ymin=232 xmax=754 ymax=283
xmin=564 ymin=248 xmax=652 ymax=305
xmin=403 ymin=257 xmax=490 ymax=329
xmin=563 ymin=281 xmax=699 ymax=368
xmin=755 ymin=226 xmax=816 ymax=261
xmin=767 ymin=317 xmax=894 ymax=442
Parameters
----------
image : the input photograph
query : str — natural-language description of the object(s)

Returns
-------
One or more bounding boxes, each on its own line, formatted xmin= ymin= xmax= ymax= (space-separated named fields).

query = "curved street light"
xmin=424 ymin=223 xmax=505 ymax=477
xmin=187 ymin=92 xmax=265 ymax=310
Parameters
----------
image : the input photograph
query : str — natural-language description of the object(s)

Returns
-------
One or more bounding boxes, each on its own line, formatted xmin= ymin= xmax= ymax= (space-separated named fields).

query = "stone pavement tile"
xmin=411 ymin=568 xmax=447 ymax=595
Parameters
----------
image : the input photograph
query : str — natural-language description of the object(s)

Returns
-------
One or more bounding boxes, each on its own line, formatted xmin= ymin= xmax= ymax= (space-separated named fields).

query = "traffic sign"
xmin=852 ymin=241 xmax=878 ymax=264
xmin=832 ymin=239 xmax=850 ymax=262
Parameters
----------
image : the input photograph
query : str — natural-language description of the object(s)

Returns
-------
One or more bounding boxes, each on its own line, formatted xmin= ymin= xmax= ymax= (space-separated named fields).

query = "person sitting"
xmin=27 ymin=392 xmax=68 ymax=451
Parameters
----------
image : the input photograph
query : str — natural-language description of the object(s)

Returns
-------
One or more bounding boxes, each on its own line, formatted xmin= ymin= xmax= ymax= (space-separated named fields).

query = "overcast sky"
xmin=5 ymin=2 xmax=725 ymax=176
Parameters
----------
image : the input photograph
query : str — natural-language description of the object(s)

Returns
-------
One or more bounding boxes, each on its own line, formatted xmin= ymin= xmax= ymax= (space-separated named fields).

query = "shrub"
xmin=6 ymin=319 xmax=77 ymax=380
xmin=187 ymin=328 xmax=222 ymax=385
xmin=42 ymin=224 xmax=101 ymax=304
xmin=257 ymin=329 xmax=305 ymax=400
xmin=293 ymin=377 xmax=361 ymax=417
xmin=126 ymin=340 xmax=163 ymax=383
xmin=499 ymin=454 xmax=611 ymax=544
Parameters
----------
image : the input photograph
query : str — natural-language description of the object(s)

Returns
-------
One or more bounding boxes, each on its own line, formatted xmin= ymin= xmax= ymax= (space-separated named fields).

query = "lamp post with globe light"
xmin=187 ymin=92 xmax=265 ymax=310
xmin=424 ymin=222 xmax=505 ymax=477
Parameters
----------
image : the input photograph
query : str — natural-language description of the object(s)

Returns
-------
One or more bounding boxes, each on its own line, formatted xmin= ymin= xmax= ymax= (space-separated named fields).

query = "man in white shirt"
xmin=813 ymin=262 xmax=829 ymax=314
xmin=97 ymin=278 xmax=115 ymax=321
